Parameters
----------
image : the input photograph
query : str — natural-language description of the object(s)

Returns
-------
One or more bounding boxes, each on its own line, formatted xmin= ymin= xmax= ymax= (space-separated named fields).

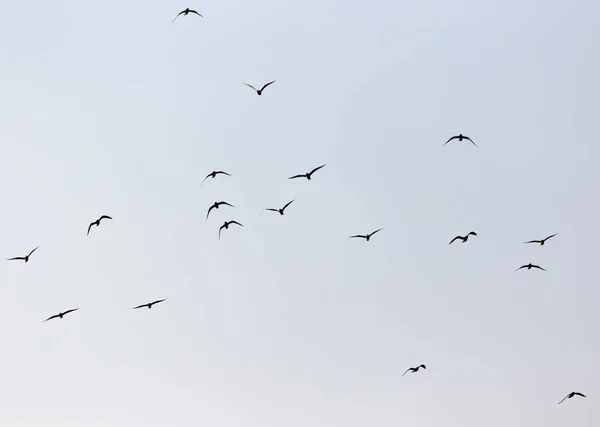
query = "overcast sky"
xmin=0 ymin=0 xmax=599 ymax=426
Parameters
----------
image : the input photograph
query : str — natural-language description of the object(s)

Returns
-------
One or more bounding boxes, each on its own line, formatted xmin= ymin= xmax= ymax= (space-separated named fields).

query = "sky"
xmin=0 ymin=0 xmax=599 ymax=425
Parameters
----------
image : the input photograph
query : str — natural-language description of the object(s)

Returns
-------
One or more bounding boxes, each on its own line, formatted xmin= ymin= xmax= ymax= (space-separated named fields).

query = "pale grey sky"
xmin=0 ymin=0 xmax=599 ymax=426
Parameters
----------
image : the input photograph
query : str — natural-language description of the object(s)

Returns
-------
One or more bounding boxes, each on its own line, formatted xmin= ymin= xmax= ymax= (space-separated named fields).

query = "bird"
xmin=266 ymin=199 xmax=294 ymax=215
xmin=288 ymin=164 xmax=326 ymax=180
xmin=87 ymin=215 xmax=112 ymax=236
xmin=524 ymin=233 xmax=557 ymax=246
xmin=201 ymin=170 xmax=231 ymax=185
xmin=515 ymin=263 xmax=546 ymax=272
xmin=558 ymin=392 xmax=586 ymax=405
xmin=43 ymin=308 xmax=79 ymax=322
xmin=243 ymin=81 xmax=276 ymax=96
xmin=403 ymin=364 xmax=426 ymax=376
xmin=172 ymin=8 xmax=203 ymax=22
xmin=206 ymin=201 xmax=235 ymax=220
xmin=133 ymin=299 xmax=167 ymax=310
xmin=219 ymin=220 xmax=243 ymax=240
xmin=7 ymin=246 xmax=39 ymax=263
xmin=443 ymin=134 xmax=477 ymax=147
xmin=449 ymin=231 xmax=478 ymax=245
xmin=349 ymin=229 xmax=382 ymax=242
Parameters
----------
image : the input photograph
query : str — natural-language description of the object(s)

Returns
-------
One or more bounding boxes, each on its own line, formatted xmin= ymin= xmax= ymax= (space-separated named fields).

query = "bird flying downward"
xmin=403 ymin=364 xmax=426 ymax=376
xmin=558 ymin=392 xmax=586 ymax=405
xmin=449 ymin=231 xmax=477 ymax=245
xmin=206 ymin=201 xmax=235 ymax=220
xmin=350 ymin=229 xmax=382 ymax=242
xmin=288 ymin=164 xmax=326 ymax=180
xmin=201 ymin=170 xmax=231 ymax=185
xmin=524 ymin=233 xmax=557 ymax=246
xmin=219 ymin=220 xmax=243 ymax=240
xmin=87 ymin=215 xmax=112 ymax=236
xmin=266 ymin=199 xmax=294 ymax=215
xmin=133 ymin=299 xmax=167 ymax=310
xmin=7 ymin=246 xmax=39 ymax=262
xmin=43 ymin=308 xmax=79 ymax=322
xmin=172 ymin=8 xmax=203 ymax=22
xmin=443 ymin=134 xmax=477 ymax=147
xmin=243 ymin=80 xmax=276 ymax=96
xmin=515 ymin=263 xmax=546 ymax=272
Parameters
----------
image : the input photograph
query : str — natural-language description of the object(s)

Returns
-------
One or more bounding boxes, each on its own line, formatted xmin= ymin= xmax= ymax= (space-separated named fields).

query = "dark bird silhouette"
xmin=449 ymin=231 xmax=478 ymax=245
xmin=219 ymin=220 xmax=243 ymax=240
xmin=524 ymin=233 xmax=557 ymax=246
xmin=515 ymin=263 xmax=546 ymax=272
xmin=266 ymin=199 xmax=294 ymax=215
xmin=87 ymin=215 xmax=112 ymax=236
xmin=243 ymin=80 xmax=276 ymax=96
xmin=43 ymin=308 xmax=79 ymax=322
xmin=7 ymin=246 xmax=39 ymax=263
xmin=350 ymin=229 xmax=383 ymax=242
xmin=206 ymin=201 xmax=235 ymax=220
xmin=172 ymin=8 xmax=203 ymax=22
xmin=403 ymin=364 xmax=426 ymax=376
xmin=201 ymin=170 xmax=231 ymax=185
xmin=558 ymin=392 xmax=586 ymax=405
xmin=443 ymin=134 xmax=477 ymax=147
xmin=133 ymin=299 xmax=167 ymax=310
xmin=288 ymin=164 xmax=326 ymax=180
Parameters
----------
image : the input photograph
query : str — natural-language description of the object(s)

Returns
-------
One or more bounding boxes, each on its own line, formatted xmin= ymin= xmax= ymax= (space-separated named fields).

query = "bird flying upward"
xmin=43 ymin=308 xmax=79 ymax=322
xmin=133 ymin=299 xmax=167 ymax=310
xmin=219 ymin=220 xmax=243 ymax=240
xmin=350 ymin=229 xmax=382 ymax=242
xmin=243 ymin=80 xmax=276 ymax=96
xmin=403 ymin=364 xmax=426 ymax=376
xmin=206 ymin=201 xmax=235 ymax=220
xmin=7 ymin=246 xmax=39 ymax=262
xmin=266 ymin=199 xmax=294 ymax=215
xmin=515 ymin=263 xmax=546 ymax=272
xmin=87 ymin=215 xmax=112 ymax=236
xmin=443 ymin=134 xmax=477 ymax=147
xmin=524 ymin=233 xmax=557 ymax=246
xmin=558 ymin=392 xmax=586 ymax=405
xmin=201 ymin=170 xmax=231 ymax=185
xmin=172 ymin=8 xmax=203 ymax=22
xmin=288 ymin=164 xmax=326 ymax=180
xmin=449 ymin=231 xmax=477 ymax=245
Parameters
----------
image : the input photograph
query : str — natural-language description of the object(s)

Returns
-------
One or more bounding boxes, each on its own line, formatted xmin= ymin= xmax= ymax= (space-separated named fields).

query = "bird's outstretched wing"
xmin=288 ymin=174 xmax=305 ymax=180
xmin=219 ymin=225 xmax=225 ymax=240
xmin=243 ymin=83 xmax=257 ymax=92
xmin=220 ymin=201 xmax=235 ymax=208
xmin=369 ymin=229 xmax=382 ymax=237
xmin=402 ymin=368 xmax=412 ymax=376
xmin=28 ymin=246 xmax=39 ymax=257
xmin=558 ymin=395 xmax=569 ymax=405
xmin=544 ymin=233 xmax=558 ymax=242
xmin=468 ymin=231 xmax=477 ymax=236
xmin=350 ymin=235 xmax=366 ymax=239
xmin=524 ymin=240 xmax=542 ymax=244
xmin=309 ymin=164 xmax=326 ymax=176
xmin=216 ymin=171 xmax=231 ymax=177
xmin=7 ymin=256 xmax=25 ymax=261
xmin=532 ymin=265 xmax=546 ymax=271
xmin=63 ymin=308 xmax=79 ymax=316
xmin=189 ymin=10 xmax=203 ymax=17
xmin=172 ymin=11 xmax=185 ymax=23
xmin=230 ymin=221 xmax=244 ymax=227
xmin=573 ymin=392 xmax=586 ymax=398
xmin=419 ymin=364 xmax=426 ymax=369
xmin=466 ymin=137 xmax=477 ymax=146
xmin=87 ymin=222 xmax=94 ymax=235
xmin=43 ymin=314 xmax=60 ymax=322
xmin=206 ymin=206 xmax=216 ymax=220
xmin=265 ymin=208 xmax=279 ymax=212
xmin=132 ymin=303 xmax=149 ymax=310
xmin=282 ymin=199 xmax=294 ymax=211
xmin=443 ymin=135 xmax=458 ymax=146
xmin=150 ymin=299 xmax=167 ymax=306
xmin=260 ymin=80 xmax=276 ymax=92
xmin=99 ymin=215 xmax=112 ymax=221
xmin=449 ymin=236 xmax=461 ymax=245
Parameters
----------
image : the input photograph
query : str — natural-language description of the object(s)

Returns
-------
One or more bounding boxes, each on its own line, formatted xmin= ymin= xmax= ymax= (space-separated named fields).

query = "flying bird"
xmin=219 ymin=220 xmax=243 ymax=240
xmin=133 ymin=299 xmax=167 ymax=310
xmin=87 ymin=215 xmax=112 ymax=236
xmin=243 ymin=80 xmax=276 ymax=96
xmin=449 ymin=231 xmax=478 ymax=245
xmin=206 ymin=201 xmax=235 ymax=220
xmin=443 ymin=134 xmax=477 ymax=147
xmin=558 ymin=392 xmax=586 ymax=405
xmin=43 ymin=308 xmax=79 ymax=322
xmin=201 ymin=170 xmax=231 ymax=185
xmin=266 ymin=199 xmax=294 ymax=215
xmin=7 ymin=246 xmax=39 ymax=263
xmin=350 ymin=229 xmax=382 ymax=242
xmin=403 ymin=364 xmax=426 ymax=376
xmin=288 ymin=164 xmax=326 ymax=180
xmin=172 ymin=8 xmax=203 ymax=22
xmin=515 ymin=263 xmax=546 ymax=272
xmin=524 ymin=233 xmax=557 ymax=246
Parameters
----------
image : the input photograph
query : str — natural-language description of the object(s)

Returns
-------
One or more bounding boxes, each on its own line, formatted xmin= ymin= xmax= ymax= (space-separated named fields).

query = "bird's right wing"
xmin=443 ymin=136 xmax=457 ymax=146
xmin=514 ymin=265 xmax=526 ymax=271
xmin=243 ymin=83 xmax=257 ymax=92
xmin=172 ymin=11 xmax=184 ymax=23
xmin=349 ymin=235 xmax=366 ymax=239
xmin=132 ymin=304 xmax=147 ymax=310
xmin=260 ymin=80 xmax=276 ymax=91
xmin=282 ymin=199 xmax=295 ymax=210
xmin=369 ymin=228 xmax=383 ymax=237
xmin=402 ymin=369 xmax=411 ymax=376
xmin=288 ymin=174 xmax=305 ymax=180
xmin=7 ymin=257 xmax=25 ymax=261
xmin=190 ymin=10 xmax=204 ymax=17
xmin=524 ymin=240 xmax=541 ymax=244
xmin=151 ymin=299 xmax=166 ymax=306
xmin=28 ymin=246 xmax=39 ymax=257
xmin=206 ymin=206 xmax=214 ymax=220
xmin=544 ymin=233 xmax=558 ymax=241
xmin=87 ymin=223 xmax=94 ymax=235
xmin=557 ymin=395 xmax=568 ymax=405
xmin=63 ymin=308 xmax=79 ymax=316
xmin=265 ymin=208 xmax=279 ymax=212
xmin=449 ymin=236 xmax=460 ymax=245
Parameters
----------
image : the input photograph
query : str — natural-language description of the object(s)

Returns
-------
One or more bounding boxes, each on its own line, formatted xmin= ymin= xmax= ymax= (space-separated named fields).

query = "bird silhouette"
xmin=87 ymin=215 xmax=112 ymax=236
xmin=219 ymin=220 xmax=243 ymax=240
xmin=7 ymin=246 xmax=39 ymax=263
xmin=172 ymin=8 xmax=203 ymax=22
xmin=133 ymin=299 xmax=167 ymax=310
xmin=350 ymin=229 xmax=382 ymax=242
xmin=449 ymin=231 xmax=477 ymax=245
xmin=443 ymin=134 xmax=477 ymax=147
xmin=43 ymin=308 xmax=79 ymax=322
xmin=288 ymin=164 xmax=326 ymax=180
xmin=201 ymin=170 xmax=231 ymax=185
xmin=243 ymin=80 xmax=276 ymax=96
xmin=558 ymin=392 xmax=586 ymax=405
xmin=515 ymin=263 xmax=546 ymax=272
xmin=403 ymin=364 xmax=426 ymax=376
xmin=266 ymin=199 xmax=294 ymax=215
xmin=206 ymin=201 xmax=235 ymax=220
xmin=524 ymin=234 xmax=557 ymax=246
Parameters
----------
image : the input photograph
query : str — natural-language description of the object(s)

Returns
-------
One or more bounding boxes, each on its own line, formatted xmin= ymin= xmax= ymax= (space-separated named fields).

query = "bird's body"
xmin=350 ymin=229 xmax=382 ymax=242
xmin=87 ymin=215 xmax=112 ymax=236
xmin=7 ymin=246 xmax=39 ymax=263
xmin=44 ymin=308 xmax=79 ymax=322
xmin=444 ymin=133 xmax=476 ymax=147
xmin=266 ymin=199 xmax=294 ymax=215
xmin=515 ymin=263 xmax=546 ymax=272
xmin=172 ymin=8 xmax=203 ymax=22
xmin=219 ymin=220 xmax=243 ymax=239
xmin=288 ymin=164 xmax=326 ymax=180
xmin=201 ymin=170 xmax=231 ymax=185
xmin=403 ymin=364 xmax=426 ymax=376
xmin=243 ymin=80 xmax=276 ymax=96
xmin=206 ymin=201 xmax=235 ymax=220
xmin=524 ymin=233 xmax=557 ymax=246
xmin=449 ymin=231 xmax=477 ymax=245
xmin=133 ymin=299 xmax=167 ymax=310
xmin=558 ymin=392 xmax=586 ymax=405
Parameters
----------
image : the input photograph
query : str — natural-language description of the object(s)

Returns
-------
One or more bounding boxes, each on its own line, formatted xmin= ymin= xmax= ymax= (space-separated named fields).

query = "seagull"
xmin=87 ymin=215 xmax=112 ymax=236
xmin=43 ymin=308 xmax=79 ymax=322
xmin=219 ymin=220 xmax=243 ymax=240
xmin=515 ymin=263 xmax=546 ymax=272
xmin=288 ymin=164 xmax=326 ymax=180
xmin=7 ymin=246 xmax=39 ymax=263
xmin=243 ymin=80 xmax=276 ymax=96
xmin=449 ymin=231 xmax=477 ymax=245
xmin=266 ymin=199 xmax=294 ymax=215
xmin=350 ymin=229 xmax=382 ymax=242
xmin=172 ymin=8 xmax=203 ymax=22
xmin=403 ymin=364 xmax=426 ymax=376
xmin=201 ymin=170 xmax=231 ymax=185
xmin=206 ymin=201 xmax=235 ymax=220
xmin=133 ymin=299 xmax=167 ymax=310
xmin=443 ymin=134 xmax=477 ymax=147
xmin=524 ymin=233 xmax=557 ymax=246
xmin=558 ymin=392 xmax=586 ymax=405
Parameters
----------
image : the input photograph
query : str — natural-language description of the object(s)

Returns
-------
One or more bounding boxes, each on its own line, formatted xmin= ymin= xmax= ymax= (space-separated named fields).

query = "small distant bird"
xmin=288 ymin=164 xmax=326 ymax=180
xmin=515 ymin=263 xmax=546 ymax=272
xmin=219 ymin=220 xmax=243 ymax=240
xmin=43 ymin=308 xmax=79 ymax=322
xmin=201 ymin=170 xmax=231 ymax=185
xmin=133 ymin=299 xmax=167 ymax=310
xmin=87 ymin=215 xmax=112 ymax=236
xmin=444 ymin=134 xmax=477 ymax=147
xmin=403 ymin=364 xmax=426 ymax=376
xmin=449 ymin=231 xmax=477 ymax=245
xmin=243 ymin=80 xmax=276 ymax=96
xmin=524 ymin=233 xmax=557 ymax=246
xmin=7 ymin=246 xmax=39 ymax=263
xmin=350 ymin=229 xmax=382 ymax=242
xmin=266 ymin=199 xmax=294 ymax=215
xmin=558 ymin=392 xmax=586 ymax=405
xmin=172 ymin=8 xmax=203 ymax=22
xmin=206 ymin=201 xmax=235 ymax=220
